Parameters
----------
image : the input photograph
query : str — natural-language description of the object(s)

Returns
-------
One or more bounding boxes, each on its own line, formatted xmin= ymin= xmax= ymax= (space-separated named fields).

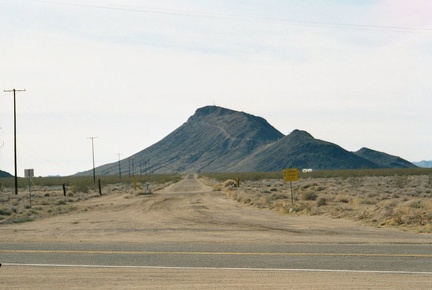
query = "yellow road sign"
xmin=282 ymin=168 xmax=298 ymax=182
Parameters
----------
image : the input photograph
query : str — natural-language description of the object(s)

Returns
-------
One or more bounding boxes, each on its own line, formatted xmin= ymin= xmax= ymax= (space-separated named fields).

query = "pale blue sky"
xmin=1 ymin=0 xmax=431 ymax=176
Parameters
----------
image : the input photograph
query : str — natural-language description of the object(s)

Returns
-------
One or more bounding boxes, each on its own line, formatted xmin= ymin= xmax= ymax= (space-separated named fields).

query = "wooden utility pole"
xmin=117 ymin=153 xmax=122 ymax=179
xmin=87 ymin=136 xmax=98 ymax=184
xmin=4 ymin=89 xmax=26 ymax=195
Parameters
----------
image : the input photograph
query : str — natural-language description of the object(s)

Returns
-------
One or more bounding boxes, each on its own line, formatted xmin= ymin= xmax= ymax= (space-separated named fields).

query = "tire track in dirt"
xmin=158 ymin=174 xmax=212 ymax=194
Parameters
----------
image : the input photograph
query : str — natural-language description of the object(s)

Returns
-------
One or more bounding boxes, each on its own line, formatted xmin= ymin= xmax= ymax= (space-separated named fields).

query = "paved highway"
xmin=2 ymin=242 xmax=431 ymax=273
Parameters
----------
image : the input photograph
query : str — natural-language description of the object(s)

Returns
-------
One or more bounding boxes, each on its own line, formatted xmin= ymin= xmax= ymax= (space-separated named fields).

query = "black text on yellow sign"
xmin=282 ymin=168 xmax=298 ymax=182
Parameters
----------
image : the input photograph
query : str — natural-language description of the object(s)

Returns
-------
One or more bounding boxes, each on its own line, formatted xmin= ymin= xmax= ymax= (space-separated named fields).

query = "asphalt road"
xmin=1 ymin=176 xmax=431 ymax=276
xmin=1 ymin=242 xmax=432 ymax=273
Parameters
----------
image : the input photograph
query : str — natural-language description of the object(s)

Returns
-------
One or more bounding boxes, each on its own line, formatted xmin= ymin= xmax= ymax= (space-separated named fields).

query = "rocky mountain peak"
xmin=77 ymin=106 xmax=417 ymax=175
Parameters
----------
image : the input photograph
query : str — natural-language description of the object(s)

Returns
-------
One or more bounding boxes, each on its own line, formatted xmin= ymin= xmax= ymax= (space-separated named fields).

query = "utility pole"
xmin=128 ymin=157 xmax=131 ymax=178
xmin=131 ymin=158 xmax=135 ymax=178
xmin=87 ymin=136 xmax=98 ymax=184
xmin=117 ymin=153 xmax=121 ymax=179
xmin=4 ymin=89 xmax=25 ymax=195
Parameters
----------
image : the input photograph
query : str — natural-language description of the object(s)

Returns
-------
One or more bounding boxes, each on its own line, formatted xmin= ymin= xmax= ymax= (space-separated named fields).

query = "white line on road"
xmin=3 ymin=263 xmax=432 ymax=275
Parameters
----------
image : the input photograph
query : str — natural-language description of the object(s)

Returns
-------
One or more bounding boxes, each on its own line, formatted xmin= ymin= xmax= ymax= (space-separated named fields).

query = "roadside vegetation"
xmin=2 ymin=169 xmax=432 ymax=233
xmin=0 ymin=174 xmax=181 ymax=224
xmin=202 ymin=168 xmax=432 ymax=181
xmin=204 ymin=168 xmax=432 ymax=233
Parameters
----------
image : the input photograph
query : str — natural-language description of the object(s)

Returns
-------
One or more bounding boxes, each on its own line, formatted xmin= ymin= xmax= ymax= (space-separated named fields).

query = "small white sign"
xmin=24 ymin=169 xmax=34 ymax=178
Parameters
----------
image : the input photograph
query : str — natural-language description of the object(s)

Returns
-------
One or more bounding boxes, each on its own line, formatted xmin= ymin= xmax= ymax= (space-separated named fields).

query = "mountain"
xmin=354 ymin=147 xmax=417 ymax=169
xmin=0 ymin=170 xmax=13 ymax=178
xmin=229 ymin=130 xmax=380 ymax=171
xmin=79 ymin=106 xmax=417 ymax=175
xmin=89 ymin=106 xmax=284 ymax=175
xmin=413 ymin=160 xmax=432 ymax=168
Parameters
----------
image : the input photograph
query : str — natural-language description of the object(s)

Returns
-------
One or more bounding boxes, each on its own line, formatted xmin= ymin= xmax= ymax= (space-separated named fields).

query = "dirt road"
xmin=1 ymin=175 xmax=431 ymax=289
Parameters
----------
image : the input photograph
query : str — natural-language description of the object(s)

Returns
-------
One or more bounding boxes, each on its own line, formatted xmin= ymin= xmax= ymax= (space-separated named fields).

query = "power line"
xmin=40 ymin=1 xmax=432 ymax=34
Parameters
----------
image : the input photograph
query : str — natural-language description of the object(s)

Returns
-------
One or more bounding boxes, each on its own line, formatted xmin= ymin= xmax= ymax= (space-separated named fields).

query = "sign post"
xmin=24 ymin=169 xmax=34 ymax=207
xmin=282 ymin=168 xmax=298 ymax=205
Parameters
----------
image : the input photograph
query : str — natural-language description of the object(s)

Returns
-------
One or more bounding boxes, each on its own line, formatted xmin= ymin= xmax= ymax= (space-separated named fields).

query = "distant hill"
xmin=230 ymin=130 xmax=380 ymax=171
xmin=87 ymin=106 xmax=284 ymax=175
xmin=78 ymin=106 xmax=417 ymax=175
xmin=354 ymin=147 xmax=417 ymax=169
xmin=0 ymin=170 xmax=13 ymax=178
xmin=413 ymin=160 xmax=432 ymax=168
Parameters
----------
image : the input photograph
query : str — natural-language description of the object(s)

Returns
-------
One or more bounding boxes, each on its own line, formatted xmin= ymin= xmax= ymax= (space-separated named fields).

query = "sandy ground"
xmin=1 ymin=174 xmax=432 ymax=289
xmin=2 ymin=266 xmax=432 ymax=290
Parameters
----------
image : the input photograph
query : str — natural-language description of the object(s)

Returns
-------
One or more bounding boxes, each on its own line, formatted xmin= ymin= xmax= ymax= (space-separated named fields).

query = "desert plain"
xmin=0 ymin=172 xmax=431 ymax=289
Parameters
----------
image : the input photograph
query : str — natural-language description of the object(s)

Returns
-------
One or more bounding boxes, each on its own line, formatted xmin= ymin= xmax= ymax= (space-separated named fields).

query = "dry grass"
xmin=217 ymin=174 xmax=432 ymax=233
xmin=0 ymin=177 xmax=177 ymax=225
xmin=2 ymin=171 xmax=432 ymax=233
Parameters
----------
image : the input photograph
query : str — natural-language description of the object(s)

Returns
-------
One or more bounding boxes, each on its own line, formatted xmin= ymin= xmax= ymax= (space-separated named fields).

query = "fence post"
xmin=98 ymin=179 xmax=102 ymax=195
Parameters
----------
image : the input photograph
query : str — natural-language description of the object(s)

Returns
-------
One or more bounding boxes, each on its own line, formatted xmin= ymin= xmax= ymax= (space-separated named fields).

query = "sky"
xmin=1 ymin=0 xmax=432 ymax=177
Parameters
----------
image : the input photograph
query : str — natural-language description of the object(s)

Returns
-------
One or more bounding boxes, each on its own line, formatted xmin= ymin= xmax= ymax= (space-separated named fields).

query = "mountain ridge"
xmin=229 ymin=130 xmax=381 ymax=171
xmin=413 ymin=160 xmax=432 ymax=168
xmin=88 ymin=106 xmax=284 ymax=175
xmin=78 ymin=106 xmax=416 ymax=175
xmin=0 ymin=170 xmax=13 ymax=178
xmin=354 ymin=147 xmax=416 ymax=169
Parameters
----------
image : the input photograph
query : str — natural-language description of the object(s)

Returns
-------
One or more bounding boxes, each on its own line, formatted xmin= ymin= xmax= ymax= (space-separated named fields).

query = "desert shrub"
xmin=302 ymin=192 xmax=318 ymax=201
xmin=359 ymin=198 xmax=377 ymax=205
xmin=0 ymin=208 xmax=12 ymax=216
xmin=271 ymin=193 xmax=288 ymax=200
xmin=241 ymin=197 xmax=251 ymax=204
xmin=409 ymin=201 xmax=422 ymax=209
xmin=316 ymin=197 xmax=327 ymax=207
xmin=337 ymin=197 xmax=350 ymax=203
xmin=394 ymin=175 xmax=409 ymax=188
xmin=385 ymin=213 xmax=404 ymax=226
xmin=348 ymin=177 xmax=362 ymax=188
xmin=12 ymin=217 xmax=33 ymax=224
xmin=223 ymin=180 xmax=237 ymax=188
xmin=367 ymin=192 xmax=379 ymax=198
xmin=40 ymin=199 xmax=51 ymax=205
xmin=56 ymin=200 xmax=66 ymax=205
xmin=70 ymin=181 xmax=91 ymax=194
